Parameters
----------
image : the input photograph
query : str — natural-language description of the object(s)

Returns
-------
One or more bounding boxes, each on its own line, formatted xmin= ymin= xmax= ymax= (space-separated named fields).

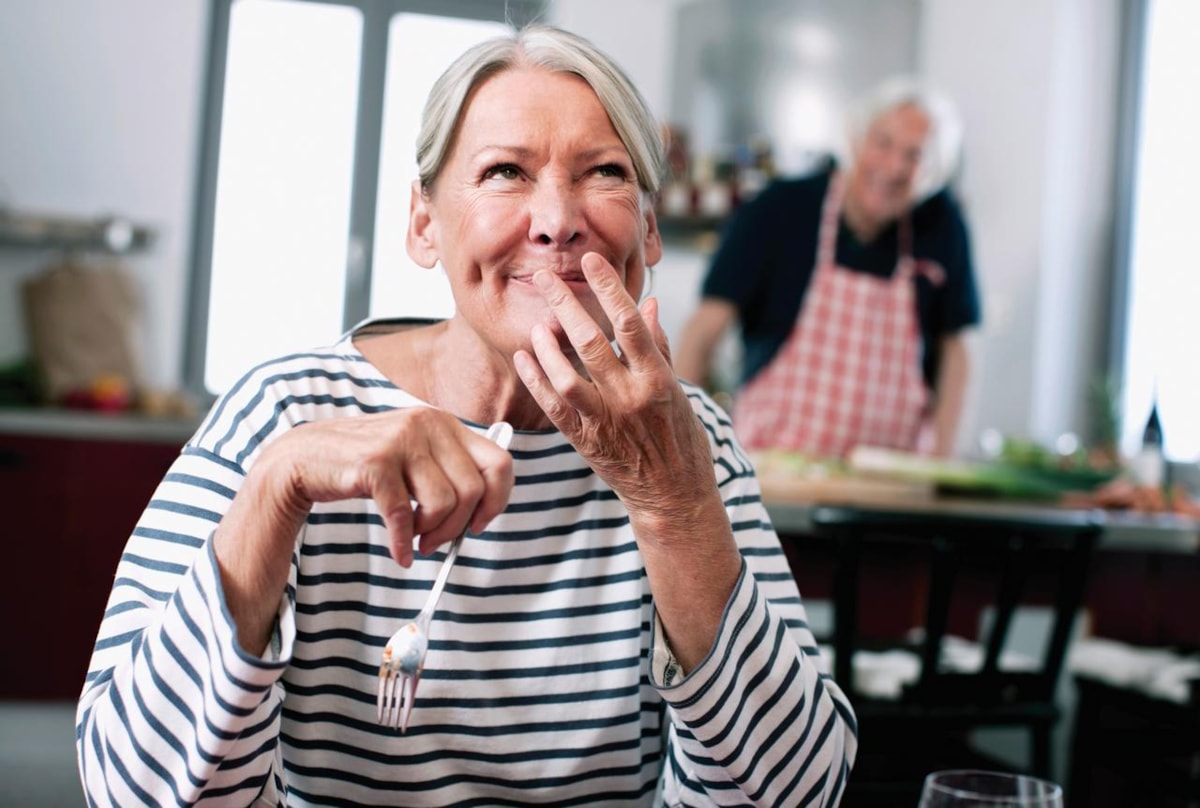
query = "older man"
xmin=677 ymin=77 xmax=981 ymax=458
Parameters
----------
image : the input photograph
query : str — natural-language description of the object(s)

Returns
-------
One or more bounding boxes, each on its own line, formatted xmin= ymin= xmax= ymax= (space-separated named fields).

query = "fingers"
xmin=371 ymin=468 xmax=418 ymax=568
xmin=514 ymin=344 xmax=582 ymax=437
xmin=406 ymin=438 xmax=489 ymax=558
xmin=579 ymin=253 xmax=665 ymax=374
xmin=527 ymin=320 xmax=600 ymax=416
xmin=531 ymin=267 xmax=622 ymax=381
xmin=417 ymin=429 xmax=514 ymax=551
xmin=640 ymin=296 xmax=674 ymax=369
xmin=350 ymin=413 xmax=513 ymax=568
xmin=410 ymin=424 xmax=515 ymax=560
xmin=465 ymin=436 xmax=515 ymax=534
xmin=530 ymin=253 xmax=665 ymax=386
xmin=523 ymin=255 xmax=684 ymax=444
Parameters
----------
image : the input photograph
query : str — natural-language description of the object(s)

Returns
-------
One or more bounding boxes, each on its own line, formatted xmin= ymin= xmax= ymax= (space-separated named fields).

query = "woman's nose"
xmin=527 ymin=180 xmax=582 ymax=246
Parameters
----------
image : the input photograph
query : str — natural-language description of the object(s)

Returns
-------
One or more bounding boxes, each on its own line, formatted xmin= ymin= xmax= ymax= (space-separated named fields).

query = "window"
xmin=204 ymin=0 xmax=361 ymax=395
xmin=188 ymin=0 xmax=541 ymax=397
xmin=1118 ymin=0 xmax=1200 ymax=461
xmin=369 ymin=13 xmax=511 ymax=323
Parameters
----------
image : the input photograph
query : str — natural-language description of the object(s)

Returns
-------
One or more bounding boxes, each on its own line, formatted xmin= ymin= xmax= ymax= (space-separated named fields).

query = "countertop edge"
xmin=0 ymin=408 xmax=201 ymax=445
xmin=764 ymin=499 xmax=1199 ymax=554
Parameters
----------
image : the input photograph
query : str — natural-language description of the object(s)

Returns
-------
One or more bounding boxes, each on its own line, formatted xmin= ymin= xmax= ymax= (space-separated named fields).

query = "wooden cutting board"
xmin=755 ymin=470 xmax=936 ymax=505
xmin=748 ymin=450 xmax=935 ymax=505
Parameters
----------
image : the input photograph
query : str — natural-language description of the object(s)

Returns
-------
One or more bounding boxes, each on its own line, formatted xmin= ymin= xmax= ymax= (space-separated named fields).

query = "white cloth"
xmin=819 ymin=633 xmax=1039 ymax=700
xmin=1070 ymin=637 xmax=1200 ymax=703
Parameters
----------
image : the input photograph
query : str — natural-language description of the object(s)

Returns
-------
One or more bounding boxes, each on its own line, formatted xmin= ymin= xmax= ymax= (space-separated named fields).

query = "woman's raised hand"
xmin=515 ymin=252 xmax=742 ymax=669
xmin=513 ymin=252 xmax=717 ymax=525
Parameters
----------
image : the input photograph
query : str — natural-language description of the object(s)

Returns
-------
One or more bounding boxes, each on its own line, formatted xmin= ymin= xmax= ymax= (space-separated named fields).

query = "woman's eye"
xmin=482 ymin=164 xmax=521 ymax=181
xmin=595 ymin=163 xmax=629 ymax=179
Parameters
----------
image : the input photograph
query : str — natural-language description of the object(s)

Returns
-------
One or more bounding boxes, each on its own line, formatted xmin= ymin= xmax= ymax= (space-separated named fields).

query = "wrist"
xmin=630 ymin=498 xmax=742 ymax=672
xmin=213 ymin=448 xmax=311 ymax=654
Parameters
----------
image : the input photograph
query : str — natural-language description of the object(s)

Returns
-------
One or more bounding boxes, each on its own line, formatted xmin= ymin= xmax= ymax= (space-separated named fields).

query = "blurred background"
xmin=1 ymin=0 xmax=1197 ymax=805
xmin=3 ymin=0 xmax=1196 ymax=461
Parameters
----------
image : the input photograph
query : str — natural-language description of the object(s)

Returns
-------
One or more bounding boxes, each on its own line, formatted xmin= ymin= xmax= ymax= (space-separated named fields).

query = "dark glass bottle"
xmin=1142 ymin=400 xmax=1163 ymax=448
xmin=1133 ymin=398 xmax=1165 ymax=486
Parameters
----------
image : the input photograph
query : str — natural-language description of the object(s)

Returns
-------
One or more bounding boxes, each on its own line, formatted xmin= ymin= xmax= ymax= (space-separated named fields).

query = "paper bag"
xmin=21 ymin=260 xmax=144 ymax=403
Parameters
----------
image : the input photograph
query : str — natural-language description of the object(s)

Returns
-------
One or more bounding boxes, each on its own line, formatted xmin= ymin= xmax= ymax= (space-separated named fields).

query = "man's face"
xmin=846 ymin=103 xmax=932 ymax=230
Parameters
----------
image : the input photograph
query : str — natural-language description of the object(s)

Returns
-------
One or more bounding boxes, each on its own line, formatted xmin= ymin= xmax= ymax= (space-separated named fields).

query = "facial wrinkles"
xmin=444 ymin=171 xmax=633 ymax=278
xmin=472 ymin=147 xmax=638 ymax=204
xmin=426 ymin=69 xmax=653 ymax=322
xmin=466 ymin=169 xmax=640 ymax=278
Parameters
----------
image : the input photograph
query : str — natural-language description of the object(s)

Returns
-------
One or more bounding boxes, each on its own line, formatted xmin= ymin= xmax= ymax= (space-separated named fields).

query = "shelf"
xmin=657 ymin=213 xmax=725 ymax=234
xmin=656 ymin=213 xmax=725 ymax=251
xmin=0 ymin=210 xmax=155 ymax=254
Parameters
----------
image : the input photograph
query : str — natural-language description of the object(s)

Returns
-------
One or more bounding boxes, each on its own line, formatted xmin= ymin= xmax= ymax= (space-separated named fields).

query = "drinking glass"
xmin=918 ymin=770 xmax=1063 ymax=808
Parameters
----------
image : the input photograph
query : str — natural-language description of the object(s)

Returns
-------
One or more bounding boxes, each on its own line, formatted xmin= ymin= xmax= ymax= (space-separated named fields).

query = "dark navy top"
xmin=701 ymin=163 xmax=982 ymax=388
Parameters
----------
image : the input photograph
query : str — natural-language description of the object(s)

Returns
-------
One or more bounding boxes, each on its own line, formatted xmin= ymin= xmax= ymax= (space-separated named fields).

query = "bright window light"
xmin=205 ymin=0 xmax=362 ymax=394
xmin=1121 ymin=0 xmax=1200 ymax=461
xmin=368 ymin=13 xmax=509 ymax=321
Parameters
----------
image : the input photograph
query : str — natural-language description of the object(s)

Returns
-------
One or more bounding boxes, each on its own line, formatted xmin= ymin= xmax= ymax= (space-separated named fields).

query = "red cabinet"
xmin=0 ymin=430 xmax=184 ymax=699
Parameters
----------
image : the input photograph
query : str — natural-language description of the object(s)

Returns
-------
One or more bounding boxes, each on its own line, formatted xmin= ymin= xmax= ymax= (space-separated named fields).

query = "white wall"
xmin=918 ymin=0 xmax=1121 ymax=452
xmin=0 ymin=0 xmax=209 ymax=390
xmin=548 ymin=0 xmax=679 ymax=124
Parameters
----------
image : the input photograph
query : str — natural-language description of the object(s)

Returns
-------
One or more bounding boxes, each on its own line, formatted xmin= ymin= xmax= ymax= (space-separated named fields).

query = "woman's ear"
xmin=642 ymin=204 xmax=663 ymax=267
xmin=406 ymin=180 xmax=439 ymax=269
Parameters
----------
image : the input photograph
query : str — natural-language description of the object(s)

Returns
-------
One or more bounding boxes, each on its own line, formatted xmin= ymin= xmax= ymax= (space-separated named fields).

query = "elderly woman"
xmin=77 ymin=25 xmax=855 ymax=806
xmin=677 ymin=77 xmax=982 ymax=459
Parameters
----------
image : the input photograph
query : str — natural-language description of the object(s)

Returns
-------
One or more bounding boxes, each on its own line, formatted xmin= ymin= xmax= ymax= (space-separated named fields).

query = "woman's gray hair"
xmin=416 ymin=24 xmax=666 ymax=195
xmin=843 ymin=76 xmax=965 ymax=202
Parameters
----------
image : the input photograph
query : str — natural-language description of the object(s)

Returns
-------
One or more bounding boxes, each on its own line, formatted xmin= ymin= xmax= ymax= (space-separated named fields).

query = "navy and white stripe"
xmin=77 ymin=330 xmax=857 ymax=806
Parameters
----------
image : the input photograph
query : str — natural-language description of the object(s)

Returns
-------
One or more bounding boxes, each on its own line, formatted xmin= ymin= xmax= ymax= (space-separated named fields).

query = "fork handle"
xmin=422 ymin=528 xmax=465 ymax=619
xmin=419 ymin=422 xmax=513 ymax=617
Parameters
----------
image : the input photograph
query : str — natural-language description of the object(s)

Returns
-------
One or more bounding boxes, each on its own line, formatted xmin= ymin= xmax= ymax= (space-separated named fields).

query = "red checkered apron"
xmin=732 ymin=173 xmax=944 ymax=456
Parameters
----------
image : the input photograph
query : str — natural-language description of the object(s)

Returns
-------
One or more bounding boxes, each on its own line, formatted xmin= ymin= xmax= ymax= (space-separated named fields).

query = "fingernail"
xmin=532 ymin=271 xmax=554 ymax=291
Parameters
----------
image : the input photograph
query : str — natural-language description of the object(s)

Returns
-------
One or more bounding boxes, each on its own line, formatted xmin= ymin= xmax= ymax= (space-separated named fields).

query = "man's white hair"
xmin=840 ymin=76 xmax=965 ymax=202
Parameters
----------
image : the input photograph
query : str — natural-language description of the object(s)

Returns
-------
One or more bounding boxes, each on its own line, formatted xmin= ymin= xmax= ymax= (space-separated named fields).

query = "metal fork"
xmin=376 ymin=421 xmax=514 ymax=732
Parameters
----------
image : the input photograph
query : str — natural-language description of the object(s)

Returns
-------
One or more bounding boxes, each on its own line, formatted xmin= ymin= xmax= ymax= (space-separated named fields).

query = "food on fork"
xmin=376 ymin=421 xmax=514 ymax=732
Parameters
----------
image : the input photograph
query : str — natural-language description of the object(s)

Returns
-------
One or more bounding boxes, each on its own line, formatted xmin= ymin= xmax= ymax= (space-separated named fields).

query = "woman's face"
xmin=846 ymin=102 xmax=931 ymax=229
xmin=408 ymin=67 xmax=661 ymax=358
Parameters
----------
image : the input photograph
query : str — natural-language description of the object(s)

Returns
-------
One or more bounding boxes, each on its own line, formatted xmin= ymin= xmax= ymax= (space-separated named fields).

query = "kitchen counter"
xmin=0 ymin=406 xmax=202 ymax=444
xmin=760 ymin=470 xmax=1200 ymax=651
xmin=760 ymin=476 xmax=1200 ymax=554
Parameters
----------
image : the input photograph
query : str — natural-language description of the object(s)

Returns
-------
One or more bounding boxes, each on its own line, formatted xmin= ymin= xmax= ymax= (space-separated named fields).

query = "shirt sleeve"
xmin=650 ymin=388 xmax=858 ymax=806
xmin=920 ymin=189 xmax=982 ymax=335
xmin=700 ymin=182 xmax=786 ymax=308
xmin=76 ymin=375 xmax=299 ymax=806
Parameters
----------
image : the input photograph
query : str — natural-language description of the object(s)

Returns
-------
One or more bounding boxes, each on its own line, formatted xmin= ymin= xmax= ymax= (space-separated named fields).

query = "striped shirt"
xmin=77 ymin=328 xmax=857 ymax=806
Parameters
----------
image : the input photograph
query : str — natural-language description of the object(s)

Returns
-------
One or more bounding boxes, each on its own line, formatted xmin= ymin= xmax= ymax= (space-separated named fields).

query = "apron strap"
xmin=816 ymin=173 xmax=847 ymax=268
xmin=820 ymin=173 xmax=939 ymax=287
